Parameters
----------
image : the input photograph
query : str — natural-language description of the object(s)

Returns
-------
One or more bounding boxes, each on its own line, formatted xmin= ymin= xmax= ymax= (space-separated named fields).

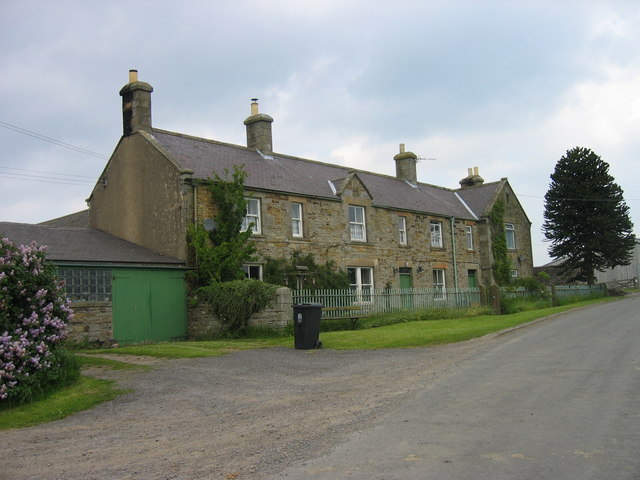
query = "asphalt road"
xmin=269 ymin=296 xmax=640 ymax=480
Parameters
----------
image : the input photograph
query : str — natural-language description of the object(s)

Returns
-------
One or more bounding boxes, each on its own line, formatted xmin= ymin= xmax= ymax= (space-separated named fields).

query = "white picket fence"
xmin=292 ymin=287 xmax=482 ymax=319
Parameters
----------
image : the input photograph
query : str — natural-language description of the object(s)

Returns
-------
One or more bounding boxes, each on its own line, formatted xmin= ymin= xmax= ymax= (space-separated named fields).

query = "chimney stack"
xmin=244 ymin=99 xmax=274 ymax=156
xmin=394 ymin=143 xmax=418 ymax=184
xmin=119 ymin=69 xmax=153 ymax=136
xmin=459 ymin=166 xmax=485 ymax=188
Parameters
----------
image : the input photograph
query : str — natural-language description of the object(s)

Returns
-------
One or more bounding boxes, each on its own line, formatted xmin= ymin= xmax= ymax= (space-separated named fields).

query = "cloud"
xmin=1 ymin=0 xmax=639 ymax=267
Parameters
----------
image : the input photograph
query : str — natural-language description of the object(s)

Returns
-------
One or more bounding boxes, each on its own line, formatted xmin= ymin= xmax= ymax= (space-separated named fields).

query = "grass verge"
xmin=81 ymin=338 xmax=285 ymax=359
xmin=88 ymin=296 xmax=616 ymax=357
xmin=77 ymin=354 xmax=152 ymax=370
xmin=0 ymin=376 xmax=130 ymax=430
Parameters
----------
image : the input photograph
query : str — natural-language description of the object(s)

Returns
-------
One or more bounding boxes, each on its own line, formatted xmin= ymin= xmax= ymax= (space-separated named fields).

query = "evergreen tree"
xmin=543 ymin=147 xmax=635 ymax=284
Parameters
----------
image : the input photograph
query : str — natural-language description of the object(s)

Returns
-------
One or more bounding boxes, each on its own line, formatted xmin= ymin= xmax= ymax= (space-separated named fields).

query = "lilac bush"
xmin=0 ymin=237 xmax=75 ymax=405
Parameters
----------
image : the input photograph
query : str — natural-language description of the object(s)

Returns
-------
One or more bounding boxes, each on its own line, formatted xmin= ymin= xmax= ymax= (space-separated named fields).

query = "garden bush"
xmin=500 ymin=296 xmax=551 ymax=314
xmin=197 ymin=280 xmax=279 ymax=336
xmin=0 ymin=237 xmax=78 ymax=408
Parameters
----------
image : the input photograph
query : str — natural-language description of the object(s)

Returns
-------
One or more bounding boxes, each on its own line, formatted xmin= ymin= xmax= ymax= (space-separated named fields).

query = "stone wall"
xmin=67 ymin=302 xmax=113 ymax=343
xmin=196 ymin=174 xmax=485 ymax=291
xmin=188 ymin=287 xmax=293 ymax=339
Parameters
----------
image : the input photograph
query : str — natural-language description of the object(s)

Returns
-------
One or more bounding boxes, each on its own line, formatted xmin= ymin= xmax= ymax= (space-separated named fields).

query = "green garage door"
xmin=112 ymin=269 xmax=187 ymax=344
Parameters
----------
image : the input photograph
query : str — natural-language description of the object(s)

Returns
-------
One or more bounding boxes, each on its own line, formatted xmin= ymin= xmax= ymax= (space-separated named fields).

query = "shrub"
xmin=555 ymin=292 xmax=607 ymax=306
xmin=263 ymin=251 xmax=349 ymax=290
xmin=0 ymin=237 xmax=77 ymax=407
xmin=500 ymin=296 xmax=551 ymax=314
xmin=197 ymin=280 xmax=279 ymax=336
xmin=320 ymin=306 xmax=493 ymax=332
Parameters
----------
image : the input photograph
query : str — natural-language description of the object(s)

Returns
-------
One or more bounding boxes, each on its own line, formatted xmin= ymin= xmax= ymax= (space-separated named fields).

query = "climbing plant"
xmin=263 ymin=251 xmax=349 ymax=290
xmin=488 ymin=200 xmax=512 ymax=286
xmin=187 ymin=165 xmax=257 ymax=287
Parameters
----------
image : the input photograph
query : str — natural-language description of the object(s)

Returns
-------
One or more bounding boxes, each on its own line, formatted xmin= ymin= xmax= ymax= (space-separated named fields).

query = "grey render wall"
xmin=89 ymin=132 xmax=191 ymax=261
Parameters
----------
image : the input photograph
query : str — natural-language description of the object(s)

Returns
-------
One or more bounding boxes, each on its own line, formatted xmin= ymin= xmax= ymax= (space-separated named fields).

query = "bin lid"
xmin=293 ymin=303 xmax=323 ymax=308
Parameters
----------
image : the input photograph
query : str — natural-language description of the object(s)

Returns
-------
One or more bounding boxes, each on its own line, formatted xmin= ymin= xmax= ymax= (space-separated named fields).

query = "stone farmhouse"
xmin=1 ymin=70 xmax=535 ymax=344
xmin=88 ymin=70 xmax=534 ymax=296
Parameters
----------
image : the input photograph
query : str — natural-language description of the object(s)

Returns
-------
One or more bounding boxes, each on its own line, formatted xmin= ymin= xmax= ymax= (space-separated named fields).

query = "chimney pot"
xmin=120 ymin=69 xmax=153 ymax=136
xmin=394 ymin=144 xmax=418 ymax=184
xmin=244 ymin=99 xmax=274 ymax=155
xmin=459 ymin=166 xmax=484 ymax=188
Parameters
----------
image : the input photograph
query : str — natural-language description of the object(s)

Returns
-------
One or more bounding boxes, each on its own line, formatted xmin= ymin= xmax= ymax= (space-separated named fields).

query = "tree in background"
xmin=187 ymin=165 xmax=256 ymax=287
xmin=543 ymin=147 xmax=635 ymax=284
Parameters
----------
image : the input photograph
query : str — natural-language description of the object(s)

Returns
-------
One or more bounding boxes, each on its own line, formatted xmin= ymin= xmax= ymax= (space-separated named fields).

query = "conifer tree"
xmin=543 ymin=147 xmax=635 ymax=284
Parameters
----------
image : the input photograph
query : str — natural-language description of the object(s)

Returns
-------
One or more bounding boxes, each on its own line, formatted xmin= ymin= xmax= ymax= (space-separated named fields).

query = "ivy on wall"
xmin=488 ymin=200 xmax=512 ymax=286
xmin=187 ymin=165 xmax=257 ymax=287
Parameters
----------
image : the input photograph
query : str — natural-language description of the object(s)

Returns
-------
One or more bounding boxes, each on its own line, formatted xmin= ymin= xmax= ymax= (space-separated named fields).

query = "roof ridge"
xmin=152 ymin=128 xmax=469 ymax=191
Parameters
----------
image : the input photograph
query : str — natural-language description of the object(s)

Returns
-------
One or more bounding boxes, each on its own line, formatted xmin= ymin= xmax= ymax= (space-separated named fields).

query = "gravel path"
xmin=0 ymin=338 xmax=496 ymax=480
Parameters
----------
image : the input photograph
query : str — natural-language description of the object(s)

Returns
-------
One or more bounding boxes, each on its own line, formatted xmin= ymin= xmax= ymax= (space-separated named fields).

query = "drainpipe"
xmin=450 ymin=217 xmax=459 ymax=291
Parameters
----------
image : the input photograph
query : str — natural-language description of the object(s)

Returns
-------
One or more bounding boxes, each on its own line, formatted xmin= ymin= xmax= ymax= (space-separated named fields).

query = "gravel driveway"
xmin=0 ymin=338 xmax=494 ymax=480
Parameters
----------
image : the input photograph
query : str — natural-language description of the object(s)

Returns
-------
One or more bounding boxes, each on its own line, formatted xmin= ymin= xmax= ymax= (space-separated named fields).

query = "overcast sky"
xmin=1 ymin=0 xmax=639 ymax=266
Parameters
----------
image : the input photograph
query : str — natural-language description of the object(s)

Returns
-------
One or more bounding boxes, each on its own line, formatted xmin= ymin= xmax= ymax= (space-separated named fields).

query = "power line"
xmin=518 ymin=193 xmax=639 ymax=202
xmin=0 ymin=121 xmax=109 ymax=160
xmin=0 ymin=164 xmax=95 ymax=187
xmin=0 ymin=173 xmax=93 ymax=187
xmin=0 ymin=165 xmax=95 ymax=180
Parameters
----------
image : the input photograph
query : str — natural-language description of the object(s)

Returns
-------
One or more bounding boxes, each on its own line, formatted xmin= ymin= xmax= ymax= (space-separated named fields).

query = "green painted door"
xmin=468 ymin=269 xmax=478 ymax=289
xmin=399 ymin=268 xmax=413 ymax=309
xmin=112 ymin=269 xmax=187 ymax=344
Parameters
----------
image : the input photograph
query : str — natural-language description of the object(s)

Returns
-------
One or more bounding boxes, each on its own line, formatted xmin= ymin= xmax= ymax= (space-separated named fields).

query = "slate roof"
xmin=39 ymin=209 xmax=90 ymax=228
xmin=151 ymin=129 xmax=483 ymax=220
xmin=0 ymin=222 xmax=185 ymax=265
xmin=455 ymin=181 xmax=503 ymax=217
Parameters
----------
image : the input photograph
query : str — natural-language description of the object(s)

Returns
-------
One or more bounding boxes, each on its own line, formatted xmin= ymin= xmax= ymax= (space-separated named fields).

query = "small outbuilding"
xmin=0 ymin=222 xmax=188 ymax=345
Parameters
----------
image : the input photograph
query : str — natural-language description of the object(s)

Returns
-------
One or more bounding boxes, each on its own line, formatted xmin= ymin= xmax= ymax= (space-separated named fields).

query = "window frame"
xmin=242 ymin=264 xmax=263 ymax=280
xmin=432 ymin=268 xmax=446 ymax=300
xmin=347 ymin=266 xmax=374 ymax=303
xmin=349 ymin=205 xmax=367 ymax=242
xmin=465 ymin=225 xmax=474 ymax=250
xmin=242 ymin=198 xmax=261 ymax=234
xmin=430 ymin=221 xmax=443 ymax=248
xmin=291 ymin=202 xmax=303 ymax=238
xmin=398 ymin=216 xmax=407 ymax=245
xmin=505 ymin=223 xmax=516 ymax=250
